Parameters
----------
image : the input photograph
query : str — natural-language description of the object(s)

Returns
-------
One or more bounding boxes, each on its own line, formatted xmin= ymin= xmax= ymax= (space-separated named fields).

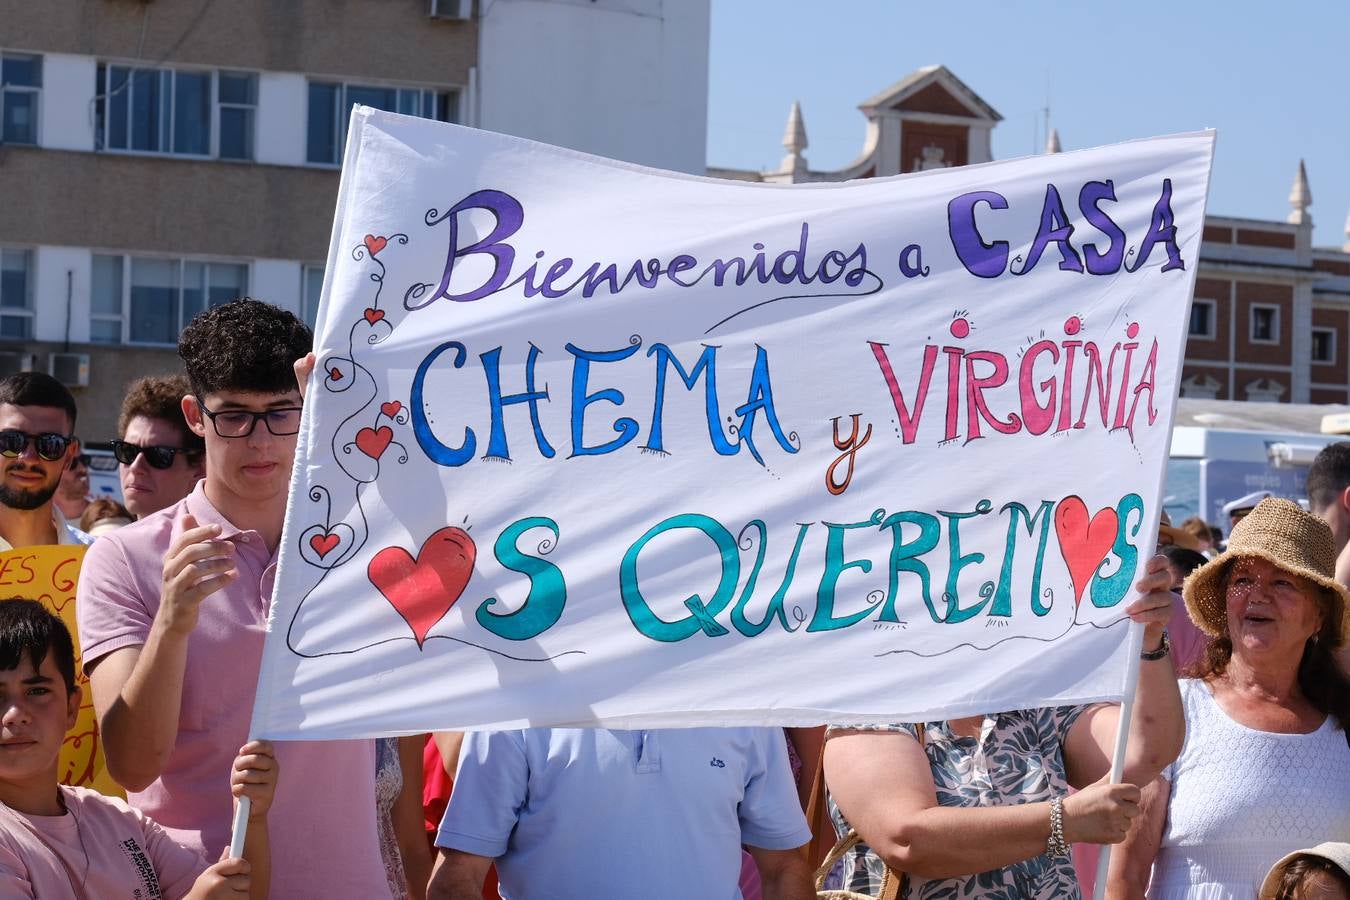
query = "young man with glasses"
xmin=112 ymin=374 xmax=206 ymax=519
xmin=76 ymin=298 xmax=388 ymax=897
xmin=0 ymin=373 xmax=92 ymax=551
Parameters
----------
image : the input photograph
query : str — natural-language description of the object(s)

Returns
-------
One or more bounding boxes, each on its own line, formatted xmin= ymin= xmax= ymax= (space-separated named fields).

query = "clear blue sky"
xmin=708 ymin=2 xmax=1349 ymax=249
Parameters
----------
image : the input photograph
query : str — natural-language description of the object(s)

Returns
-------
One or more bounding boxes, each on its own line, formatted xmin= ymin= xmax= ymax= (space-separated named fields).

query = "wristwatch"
xmin=1140 ymin=629 xmax=1170 ymax=661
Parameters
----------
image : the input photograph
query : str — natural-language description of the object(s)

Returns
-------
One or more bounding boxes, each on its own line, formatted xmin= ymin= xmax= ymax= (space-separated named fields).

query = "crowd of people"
xmin=0 ymin=296 xmax=1347 ymax=899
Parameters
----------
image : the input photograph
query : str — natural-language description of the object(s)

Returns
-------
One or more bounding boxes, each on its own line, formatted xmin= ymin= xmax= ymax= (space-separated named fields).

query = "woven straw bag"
xmin=813 ymin=829 xmax=900 ymax=899
xmin=806 ymin=726 xmax=920 ymax=899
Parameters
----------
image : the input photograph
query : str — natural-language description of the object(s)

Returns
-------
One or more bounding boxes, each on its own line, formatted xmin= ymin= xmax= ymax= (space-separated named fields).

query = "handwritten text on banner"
xmin=251 ymin=110 xmax=1214 ymax=738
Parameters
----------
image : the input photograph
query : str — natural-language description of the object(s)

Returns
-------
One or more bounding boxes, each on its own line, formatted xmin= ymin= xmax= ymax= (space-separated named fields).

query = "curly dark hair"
xmin=117 ymin=374 xmax=202 ymax=453
xmin=177 ymin=298 xmax=312 ymax=397
xmin=1186 ymin=559 xmax=1350 ymax=732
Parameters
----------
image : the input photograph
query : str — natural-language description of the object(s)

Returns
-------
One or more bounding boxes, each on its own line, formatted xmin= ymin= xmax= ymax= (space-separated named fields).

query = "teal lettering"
xmin=1089 ymin=493 xmax=1143 ymax=608
xmin=475 ymin=517 xmax=567 ymax=639
xmin=879 ymin=510 xmax=942 ymax=624
xmin=808 ymin=509 xmax=884 ymax=632
xmin=940 ymin=500 xmax=994 ymax=623
xmin=990 ymin=501 xmax=1056 ymax=617
xmin=620 ymin=514 xmax=737 ymax=642
xmin=730 ymin=521 xmax=807 ymax=636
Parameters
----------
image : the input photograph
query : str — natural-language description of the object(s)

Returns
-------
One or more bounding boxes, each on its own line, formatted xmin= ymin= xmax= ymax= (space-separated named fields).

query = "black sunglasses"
xmin=0 ymin=430 xmax=74 ymax=462
xmin=110 ymin=440 xmax=197 ymax=470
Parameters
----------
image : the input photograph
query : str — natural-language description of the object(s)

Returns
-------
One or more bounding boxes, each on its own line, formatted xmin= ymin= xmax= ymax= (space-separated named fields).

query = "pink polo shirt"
xmin=75 ymin=482 xmax=389 ymax=899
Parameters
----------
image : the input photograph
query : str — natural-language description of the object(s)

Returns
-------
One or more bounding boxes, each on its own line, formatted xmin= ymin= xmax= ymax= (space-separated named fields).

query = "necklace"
xmin=0 ymin=786 xmax=92 ymax=898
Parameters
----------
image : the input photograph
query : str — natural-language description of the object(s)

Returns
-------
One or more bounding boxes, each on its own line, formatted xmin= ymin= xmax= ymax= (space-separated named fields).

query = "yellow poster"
xmin=0 ymin=545 xmax=123 ymax=797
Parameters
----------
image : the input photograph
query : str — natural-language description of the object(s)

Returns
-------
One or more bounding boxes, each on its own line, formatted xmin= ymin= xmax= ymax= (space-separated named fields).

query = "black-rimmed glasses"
xmin=197 ymin=398 xmax=303 ymax=439
xmin=110 ymin=440 xmax=197 ymax=470
xmin=0 ymin=430 xmax=75 ymax=462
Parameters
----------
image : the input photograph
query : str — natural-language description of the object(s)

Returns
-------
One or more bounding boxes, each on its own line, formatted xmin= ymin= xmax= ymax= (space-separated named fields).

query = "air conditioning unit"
xmin=0 ymin=351 xmax=36 ymax=378
xmin=48 ymin=352 xmax=90 ymax=387
xmin=429 ymin=0 xmax=471 ymax=19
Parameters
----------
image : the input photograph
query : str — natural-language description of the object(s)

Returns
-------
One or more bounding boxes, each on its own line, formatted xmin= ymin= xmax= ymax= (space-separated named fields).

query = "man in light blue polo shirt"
xmin=429 ymin=727 xmax=815 ymax=899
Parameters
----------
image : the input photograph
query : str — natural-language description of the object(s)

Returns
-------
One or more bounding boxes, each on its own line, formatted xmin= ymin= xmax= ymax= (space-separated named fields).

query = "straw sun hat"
xmin=1181 ymin=497 xmax=1350 ymax=643
xmin=1259 ymin=842 xmax=1350 ymax=899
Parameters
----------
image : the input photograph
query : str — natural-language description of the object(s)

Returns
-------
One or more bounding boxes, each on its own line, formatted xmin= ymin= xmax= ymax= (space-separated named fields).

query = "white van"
xmin=1164 ymin=399 xmax=1350 ymax=535
xmin=84 ymin=446 xmax=124 ymax=504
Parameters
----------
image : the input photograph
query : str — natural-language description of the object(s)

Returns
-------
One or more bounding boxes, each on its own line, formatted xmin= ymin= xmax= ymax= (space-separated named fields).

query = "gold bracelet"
xmin=1047 ymin=796 xmax=1070 ymax=857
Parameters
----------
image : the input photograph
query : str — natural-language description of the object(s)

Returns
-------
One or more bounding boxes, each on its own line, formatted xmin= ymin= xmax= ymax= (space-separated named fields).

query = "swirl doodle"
xmin=286 ymin=233 xmax=586 ymax=663
xmin=350 ymin=233 xmax=408 ymax=311
xmin=404 ymin=281 xmax=434 ymax=309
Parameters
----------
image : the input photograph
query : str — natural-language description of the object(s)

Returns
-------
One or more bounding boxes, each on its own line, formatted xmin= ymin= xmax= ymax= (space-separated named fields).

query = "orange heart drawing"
xmin=369 ymin=527 xmax=477 ymax=647
xmin=355 ymin=426 xmax=393 ymax=460
xmin=309 ymin=532 xmax=341 ymax=558
xmin=1054 ymin=496 xmax=1119 ymax=609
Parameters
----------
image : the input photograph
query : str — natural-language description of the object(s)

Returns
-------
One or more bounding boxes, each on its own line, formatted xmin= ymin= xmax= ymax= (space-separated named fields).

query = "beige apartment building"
xmin=0 ymin=1 xmax=474 ymax=438
xmin=0 ymin=0 xmax=709 ymax=440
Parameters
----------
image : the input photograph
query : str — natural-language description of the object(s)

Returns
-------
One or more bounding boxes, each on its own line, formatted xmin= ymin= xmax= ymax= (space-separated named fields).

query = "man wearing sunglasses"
xmin=54 ymin=438 xmax=92 ymax=522
xmin=76 ymin=298 xmax=387 ymax=898
xmin=0 ymin=372 xmax=93 ymax=551
xmin=113 ymin=374 xmax=206 ymax=519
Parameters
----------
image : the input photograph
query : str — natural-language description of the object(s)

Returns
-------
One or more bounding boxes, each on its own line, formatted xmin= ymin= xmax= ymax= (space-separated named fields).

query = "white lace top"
xmin=1149 ymin=678 xmax=1350 ymax=899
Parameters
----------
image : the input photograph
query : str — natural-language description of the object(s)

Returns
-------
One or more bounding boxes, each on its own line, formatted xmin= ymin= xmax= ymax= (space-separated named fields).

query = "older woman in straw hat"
xmin=1108 ymin=498 xmax=1350 ymax=899
xmin=1259 ymin=843 xmax=1350 ymax=900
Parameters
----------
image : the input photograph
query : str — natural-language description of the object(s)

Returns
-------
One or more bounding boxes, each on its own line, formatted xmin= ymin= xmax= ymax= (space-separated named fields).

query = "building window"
xmin=91 ymin=254 xmax=248 ymax=344
xmin=307 ymin=81 xmax=458 ymax=165
xmin=217 ymin=71 xmax=257 ymax=160
xmin=1313 ymin=327 xmax=1337 ymax=365
xmin=1 ymin=53 xmax=41 ymax=145
xmin=302 ymin=264 xmax=325 ymax=327
xmin=1188 ymin=299 xmax=1216 ymax=339
xmin=0 ymin=249 xmax=34 ymax=339
xmin=1250 ymin=304 xmax=1280 ymax=344
xmin=95 ymin=65 xmax=257 ymax=159
xmin=90 ymin=255 xmax=124 ymax=343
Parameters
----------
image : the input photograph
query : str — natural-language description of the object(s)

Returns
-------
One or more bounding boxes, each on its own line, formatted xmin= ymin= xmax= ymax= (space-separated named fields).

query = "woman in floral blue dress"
xmin=824 ymin=555 xmax=1185 ymax=899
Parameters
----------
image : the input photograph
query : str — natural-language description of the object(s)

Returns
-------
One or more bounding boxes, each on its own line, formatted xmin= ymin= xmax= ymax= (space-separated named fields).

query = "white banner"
xmin=251 ymin=108 xmax=1213 ymax=739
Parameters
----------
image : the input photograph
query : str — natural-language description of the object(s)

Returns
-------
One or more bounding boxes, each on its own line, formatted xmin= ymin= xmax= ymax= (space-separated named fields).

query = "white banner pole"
xmin=1093 ymin=619 xmax=1144 ymax=899
xmin=228 ymin=797 xmax=251 ymax=859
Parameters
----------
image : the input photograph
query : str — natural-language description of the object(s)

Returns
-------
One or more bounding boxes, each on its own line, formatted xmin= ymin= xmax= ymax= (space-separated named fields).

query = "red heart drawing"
xmin=355 ymin=426 xmax=393 ymax=460
xmin=363 ymin=234 xmax=388 ymax=256
xmin=310 ymin=532 xmax=340 ymax=558
xmin=328 ymin=367 xmax=343 ymax=381
xmin=369 ymin=527 xmax=477 ymax=647
xmin=1054 ymin=496 xmax=1119 ymax=609
xmin=380 ymin=401 xmax=402 ymax=419
xmin=363 ymin=308 xmax=385 ymax=324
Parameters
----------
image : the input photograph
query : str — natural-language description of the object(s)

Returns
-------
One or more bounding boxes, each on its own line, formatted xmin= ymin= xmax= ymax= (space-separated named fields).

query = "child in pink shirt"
xmin=0 ymin=599 xmax=276 ymax=898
